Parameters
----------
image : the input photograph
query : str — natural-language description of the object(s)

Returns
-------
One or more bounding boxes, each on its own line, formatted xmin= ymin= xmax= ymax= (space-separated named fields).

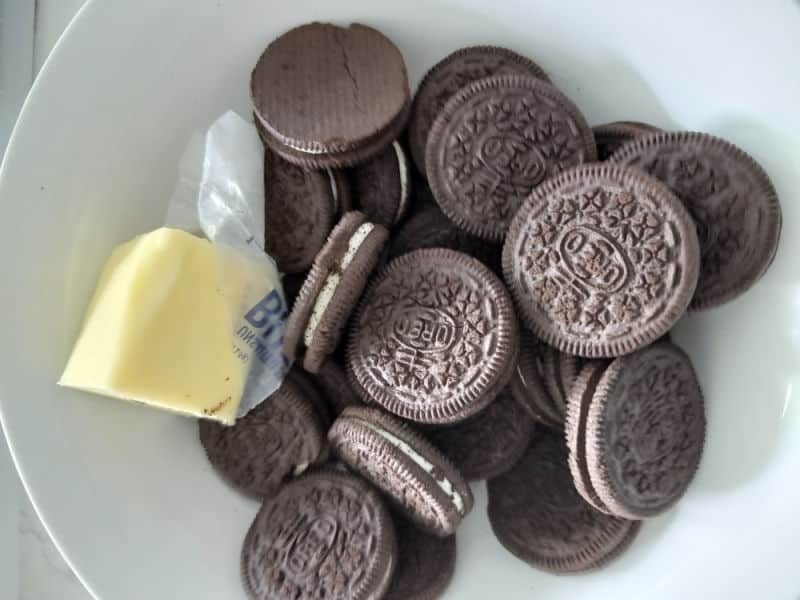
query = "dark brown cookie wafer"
xmin=541 ymin=348 xmax=583 ymax=419
xmin=387 ymin=202 xmax=502 ymax=273
xmin=585 ymin=342 xmax=706 ymax=519
xmin=315 ymin=358 xmax=363 ymax=417
xmin=409 ymin=45 xmax=550 ymax=177
xmin=352 ymin=141 xmax=411 ymax=227
xmin=487 ymin=431 xmax=641 ymax=573
xmin=429 ymin=388 xmax=533 ymax=481
xmin=565 ymin=362 xmax=614 ymax=514
xmin=241 ymin=470 xmax=396 ymax=600
xmin=426 ymin=74 xmax=596 ymax=241
xmin=252 ymin=23 xmax=410 ymax=168
xmin=265 ymin=149 xmax=336 ymax=273
xmin=558 ymin=352 xmax=583 ymax=399
xmin=541 ymin=346 xmax=566 ymax=418
xmin=503 ymin=163 xmax=700 ymax=358
xmin=509 ymin=331 xmax=561 ymax=428
xmin=593 ymin=120 xmax=661 ymax=161
xmin=284 ymin=211 xmax=389 ymax=373
xmin=347 ymin=248 xmax=518 ymax=424
xmin=198 ymin=378 xmax=325 ymax=497
xmin=385 ymin=515 xmax=456 ymax=600
xmin=610 ymin=131 xmax=782 ymax=310
xmin=285 ymin=366 xmax=332 ymax=429
xmin=329 ymin=406 xmax=473 ymax=536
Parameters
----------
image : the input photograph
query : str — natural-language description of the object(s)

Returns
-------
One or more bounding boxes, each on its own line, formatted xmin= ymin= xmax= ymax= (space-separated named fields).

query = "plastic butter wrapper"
xmin=60 ymin=112 xmax=289 ymax=423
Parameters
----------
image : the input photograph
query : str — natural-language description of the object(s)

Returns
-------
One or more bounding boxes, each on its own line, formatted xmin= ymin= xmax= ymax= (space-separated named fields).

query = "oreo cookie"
xmin=241 ymin=471 xmax=396 ymax=600
xmin=503 ymin=163 xmax=700 ymax=358
xmin=487 ymin=431 xmax=641 ymax=573
xmin=426 ymin=74 xmax=596 ymax=241
xmin=198 ymin=377 xmax=326 ymax=497
xmin=329 ymin=406 xmax=473 ymax=536
xmin=610 ymin=131 xmax=782 ymax=310
xmin=387 ymin=202 xmax=501 ymax=273
xmin=284 ymin=211 xmax=388 ymax=373
xmin=265 ymin=149 xmax=338 ymax=273
xmin=593 ymin=120 xmax=661 ymax=161
xmin=352 ymin=141 xmax=412 ymax=227
xmin=251 ymin=23 xmax=410 ymax=168
xmin=429 ymin=388 xmax=533 ymax=481
xmin=315 ymin=358 xmax=363 ymax=417
xmin=347 ymin=248 xmax=518 ymax=424
xmin=409 ymin=45 xmax=550 ymax=177
xmin=385 ymin=515 xmax=456 ymax=600
xmin=565 ymin=361 xmax=614 ymax=514
xmin=584 ymin=342 xmax=706 ymax=519
xmin=509 ymin=331 xmax=562 ymax=429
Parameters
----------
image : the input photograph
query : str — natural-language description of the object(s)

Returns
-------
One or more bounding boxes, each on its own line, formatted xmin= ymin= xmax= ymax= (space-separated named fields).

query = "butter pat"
xmin=60 ymin=227 xmax=268 ymax=424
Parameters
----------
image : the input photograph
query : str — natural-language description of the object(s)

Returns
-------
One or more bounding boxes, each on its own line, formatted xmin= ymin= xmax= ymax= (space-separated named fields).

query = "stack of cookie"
xmin=199 ymin=21 xmax=783 ymax=600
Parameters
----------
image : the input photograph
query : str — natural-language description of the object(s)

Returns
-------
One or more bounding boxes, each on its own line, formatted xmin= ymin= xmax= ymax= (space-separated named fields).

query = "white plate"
xmin=1 ymin=0 xmax=800 ymax=598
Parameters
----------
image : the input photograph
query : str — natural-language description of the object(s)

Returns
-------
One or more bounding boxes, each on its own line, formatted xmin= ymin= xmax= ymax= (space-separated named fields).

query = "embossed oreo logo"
xmin=391 ymin=307 xmax=457 ymax=353
xmin=478 ymin=132 xmax=546 ymax=187
xmin=285 ymin=515 xmax=338 ymax=579
xmin=559 ymin=227 xmax=630 ymax=293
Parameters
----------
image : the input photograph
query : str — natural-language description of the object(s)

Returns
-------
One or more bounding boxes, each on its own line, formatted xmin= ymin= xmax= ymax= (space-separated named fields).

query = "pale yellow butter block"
xmin=59 ymin=227 xmax=268 ymax=424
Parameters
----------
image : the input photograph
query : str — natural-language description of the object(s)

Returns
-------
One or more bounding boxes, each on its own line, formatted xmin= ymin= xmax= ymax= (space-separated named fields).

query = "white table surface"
xmin=2 ymin=3 xmax=93 ymax=598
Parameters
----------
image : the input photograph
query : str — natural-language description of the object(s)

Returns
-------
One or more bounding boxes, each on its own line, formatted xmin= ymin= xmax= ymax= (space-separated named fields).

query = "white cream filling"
xmin=357 ymin=419 xmax=465 ymax=514
xmin=326 ymin=169 xmax=339 ymax=215
xmin=303 ymin=223 xmax=375 ymax=347
xmin=392 ymin=141 xmax=410 ymax=224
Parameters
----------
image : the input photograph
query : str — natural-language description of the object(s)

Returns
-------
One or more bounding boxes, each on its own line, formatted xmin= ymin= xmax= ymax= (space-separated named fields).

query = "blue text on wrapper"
xmin=234 ymin=289 xmax=290 ymax=373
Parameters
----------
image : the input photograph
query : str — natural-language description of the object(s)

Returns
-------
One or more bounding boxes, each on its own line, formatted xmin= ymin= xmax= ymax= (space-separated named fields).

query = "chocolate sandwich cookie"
xmin=387 ymin=202 xmax=502 ymax=273
xmin=487 ymin=431 xmax=641 ymax=573
xmin=284 ymin=211 xmax=389 ymax=373
xmin=503 ymin=163 xmax=700 ymax=358
xmin=409 ymin=45 xmax=550 ymax=177
xmin=241 ymin=471 xmax=396 ymax=600
xmin=585 ymin=342 xmax=706 ymax=519
xmin=385 ymin=515 xmax=457 ymax=600
xmin=610 ymin=131 xmax=782 ymax=310
xmin=286 ymin=366 xmax=332 ymax=429
xmin=329 ymin=406 xmax=473 ymax=536
xmin=429 ymin=388 xmax=533 ymax=481
xmin=426 ymin=74 xmax=596 ymax=241
xmin=541 ymin=347 xmax=583 ymax=419
xmin=565 ymin=361 xmax=614 ymax=514
xmin=347 ymin=248 xmax=518 ymax=424
xmin=593 ymin=120 xmax=661 ymax=161
xmin=352 ymin=141 xmax=412 ymax=227
xmin=252 ymin=23 xmax=410 ymax=168
xmin=265 ymin=149 xmax=337 ymax=273
xmin=315 ymin=358 xmax=363 ymax=417
xmin=199 ymin=377 xmax=325 ymax=497
xmin=509 ymin=331 xmax=562 ymax=428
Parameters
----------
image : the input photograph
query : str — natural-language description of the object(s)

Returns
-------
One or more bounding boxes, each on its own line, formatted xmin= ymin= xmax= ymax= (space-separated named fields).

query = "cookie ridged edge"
xmin=329 ymin=406 xmax=473 ymax=536
xmin=502 ymin=162 xmax=700 ymax=358
xmin=564 ymin=363 xmax=613 ymax=514
xmin=609 ymin=130 xmax=782 ymax=311
xmin=426 ymin=74 xmax=597 ymax=242
xmin=347 ymin=248 xmax=519 ymax=424
xmin=584 ymin=342 xmax=707 ymax=519
xmin=240 ymin=470 xmax=397 ymax=600
xmin=409 ymin=45 xmax=551 ymax=175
